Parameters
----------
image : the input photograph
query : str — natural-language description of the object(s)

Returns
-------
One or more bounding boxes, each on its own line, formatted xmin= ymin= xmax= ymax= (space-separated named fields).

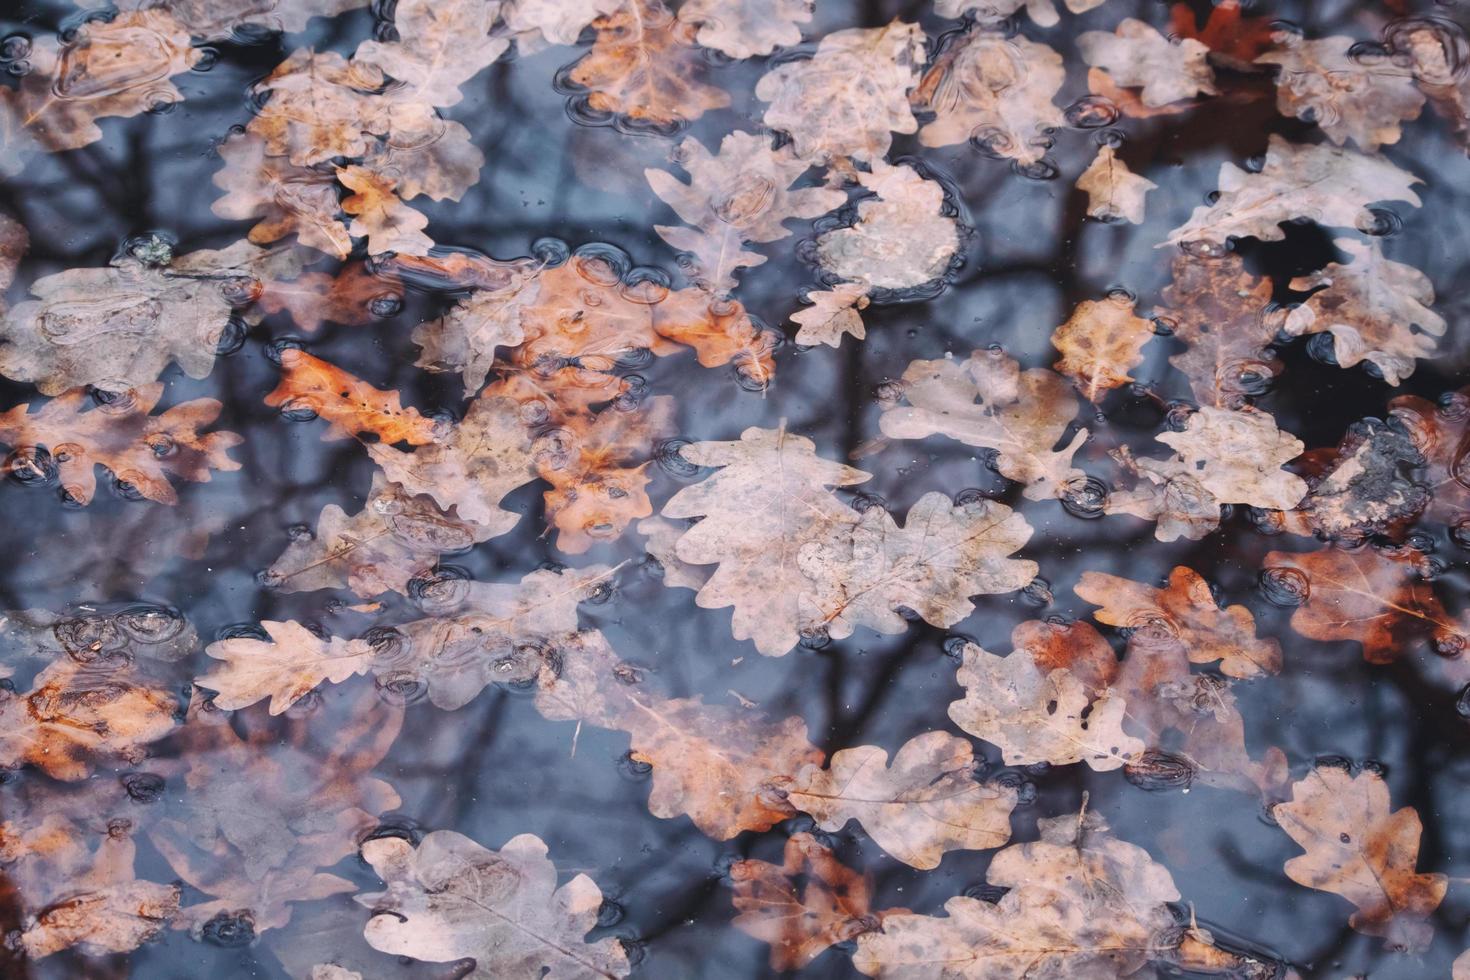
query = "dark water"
xmin=1 ymin=0 xmax=1470 ymax=977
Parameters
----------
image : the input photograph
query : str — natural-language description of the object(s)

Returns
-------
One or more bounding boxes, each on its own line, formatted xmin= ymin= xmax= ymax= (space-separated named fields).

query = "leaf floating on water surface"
xmin=265 ymin=349 xmax=440 ymax=446
xmin=913 ymin=27 xmax=1066 ymax=168
xmin=352 ymin=0 xmax=509 ymax=108
xmin=730 ymin=832 xmax=883 ymax=971
xmin=568 ymin=0 xmax=731 ymax=128
xmin=1386 ymin=386 xmax=1470 ymax=523
xmin=357 ymin=831 xmax=630 ymax=979
xmin=198 ymin=620 xmax=375 ymax=716
xmin=1050 ymin=292 xmax=1155 ymax=402
xmin=78 ymin=0 xmax=372 ymax=41
xmin=755 ymin=21 xmax=927 ymax=165
xmin=337 ymin=165 xmax=435 ymax=257
xmin=0 ymin=384 xmax=242 ymax=505
xmin=815 ymin=162 xmax=960 ymax=290
xmin=677 ymin=0 xmax=813 ymax=59
xmin=660 ymin=425 xmax=1037 ymax=656
xmin=1168 ymin=0 xmax=1275 ymax=69
xmin=1075 ymin=143 xmax=1156 ymax=224
xmin=257 ymin=262 xmax=404 ymax=332
xmin=1078 ymin=18 xmax=1217 ymax=109
xmin=502 ymin=0 xmax=625 ymax=51
xmin=791 ymin=283 xmax=869 ymax=349
xmin=1164 ymin=135 xmax=1422 ymax=248
xmin=646 ymin=131 xmax=844 ymax=296
xmin=1284 ymin=238 xmax=1445 ymax=385
xmin=783 ymin=731 xmax=1017 ymax=869
xmin=1280 ymin=416 xmax=1430 ymax=541
xmin=935 ymin=0 xmax=1107 ymax=30
xmin=878 ymin=349 xmax=1088 ymax=501
xmin=1256 ymin=34 xmax=1425 ymax=151
xmin=1275 ymin=766 xmax=1447 ymax=952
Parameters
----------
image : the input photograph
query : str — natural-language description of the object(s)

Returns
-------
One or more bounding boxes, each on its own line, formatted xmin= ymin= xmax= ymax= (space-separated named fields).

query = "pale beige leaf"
xmin=755 ymin=21 xmax=926 ymax=164
xmin=1076 ymin=144 xmax=1156 ymax=224
xmin=786 ymin=731 xmax=1016 ymax=869
xmin=915 ymin=27 xmax=1066 ymax=167
xmin=354 ymin=0 xmax=508 ymax=108
xmin=935 ymin=0 xmax=1105 ymax=28
xmin=1284 ymin=238 xmax=1445 ymax=385
xmin=1164 ymin=135 xmax=1422 ymax=248
xmin=815 ymin=162 xmax=959 ymax=290
xmin=878 ymin=349 xmax=1088 ymax=500
xmin=1079 ymin=18 xmax=1216 ymax=108
xmin=1256 ymin=35 xmax=1424 ymax=151
xmin=78 ymin=0 xmax=370 ymax=40
xmin=503 ymin=0 xmax=623 ymax=49
xmin=358 ymin=832 xmax=629 ymax=978
xmin=791 ymin=284 xmax=869 ymax=348
xmin=198 ymin=620 xmax=375 ymax=715
xmin=678 ymin=0 xmax=813 ymax=59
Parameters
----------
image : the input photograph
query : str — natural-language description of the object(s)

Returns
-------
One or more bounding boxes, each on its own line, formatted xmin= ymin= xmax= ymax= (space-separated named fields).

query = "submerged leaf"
xmin=1257 ymin=35 xmax=1425 ymax=151
xmin=265 ymin=349 xmax=440 ymax=446
xmin=1078 ymin=18 xmax=1216 ymax=108
xmin=815 ymin=162 xmax=959 ymax=290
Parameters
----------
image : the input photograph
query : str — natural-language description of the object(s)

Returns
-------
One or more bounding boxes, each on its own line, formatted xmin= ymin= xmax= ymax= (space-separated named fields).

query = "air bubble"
xmin=6 ymin=447 xmax=56 ymax=487
xmin=1064 ymin=95 xmax=1119 ymax=129
xmin=265 ymin=336 xmax=305 ymax=365
xmin=408 ymin=565 xmax=471 ymax=613
xmin=1357 ymin=208 xmax=1403 ymax=237
xmin=1124 ymin=751 xmax=1195 ymax=791
xmin=798 ymin=625 xmax=831 ymax=650
xmin=374 ymin=672 xmax=428 ymax=706
xmin=200 ymin=911 xmax=255 ymax=948
xmin=0 ymin=34 xmax=31 ymax=62
xmin=1260 ymin=566 xmax=1310 ymax=607
xmin=368 ymin=293 xmax=403 ymax=317
xmin=1060 ymin=476 xmax=1108 ymax=519
xmin=1022 ymin=578 xmax=1054 ymax=607
xmin=617 ymin=751 xmax=653 ymax=779
xmin=532 ymin=237 xmax=571 ymax=266
xmin=215 ymin=317 xmax=249 ymax=356
xmin=121 ymin=772 xmax=165 ymax=803
xmin=116 ymin=604 xmax=186 ymax=643
xmin=942 ymin=635 xmax=972 ymax=663
xmin=216 ymin=623 xmax=269 ymax=642
xmin=1305 ymin=332 xmax=1339 ymax=367
xmin=963 ymin=883 xmax=1010 ymax=903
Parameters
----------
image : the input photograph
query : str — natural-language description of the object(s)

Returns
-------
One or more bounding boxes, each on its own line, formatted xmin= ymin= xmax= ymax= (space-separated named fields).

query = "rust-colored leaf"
xmin=266 ymin=349 xmax=439 ymax=446
xmin=1051 ymin=293 xmax=1156 ymax=402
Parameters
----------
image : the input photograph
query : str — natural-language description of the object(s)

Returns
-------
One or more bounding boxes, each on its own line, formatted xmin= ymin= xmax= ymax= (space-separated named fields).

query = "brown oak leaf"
xmin=1051 ymin=293 xmax=1156 ymax=402
xmin=257 ymin=263 xmax=404 ymax=332
xmin=265 ymin=348 xmax=440 ymax=446
xmin=1076 ymin=143 xmax=1156 ymax=225
xmin=1387 ymin=387 xmax=1470 ymax=523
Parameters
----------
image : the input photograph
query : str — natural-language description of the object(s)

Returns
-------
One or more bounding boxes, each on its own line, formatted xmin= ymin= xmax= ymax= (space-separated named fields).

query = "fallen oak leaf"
xmin=935 ymin=0 xmax=1106 ymax=29
xmin=1386 ymin=386 xmax=1470 ymax=523
xmin=265 ymin=348 xmax=440 ymax=446
xmin=257 ymin=263 xmax=404 ymax=332
xmin=357 ymin=831 xmax=630 ymax=979
xmin=782 ymin=731 xmax=1017 ymax=870
xmin=730 ymin=832 xmax=883 ymax=971
xmin=1051 ymin=292 xmax=1156 ymax=402
xmin=501 ymin=0 xmax=624 ymax=50
xmin=567 ymin=0 xmax=730 ymax=128
xmin=755 ymin=21 xmax=926 ymax=165
xmin=352 ymin=0 xmax=509 ymax=108
xmin=791 ymin=283 xmax=869 ymax=349
xmin=1284 ymin=238 xmax=1445 ymax=386
xmin=1277 ymin=416 xmax=1429 ymax=541
xmin=677 ymin=0 xmax=813 ymax=59
xmin=1274 ymin=765 xmax=1447 ymax=952
xmin=1 ymin=383 xmax=242 ymax=506
xmin=913 ymin=26 xmax=1067 ymax=168
xmin=338 ymin=165 xmax=434 ymax=257
xmin=1256 ymin=34 xmax=1425 ymax=151
xmin=1076 ymin=143 xmax=1156 ymax=225
xmin=1079 ymin=18 xmax=1217 ymax=108
xmin=197 ymin=620 xmax=375 ymax=716
xmin=815 ymin=162 xmax=959 ymax=291
xmin=212 ymin=132 xmax=354 ymax=259
xmin=1075 ymin=565 xmax=1283 ymax=678
xmin=77 ymin=0 xmax=370 ymax=41
xmin=1169 ymin=0 xmax=1275 ymax=69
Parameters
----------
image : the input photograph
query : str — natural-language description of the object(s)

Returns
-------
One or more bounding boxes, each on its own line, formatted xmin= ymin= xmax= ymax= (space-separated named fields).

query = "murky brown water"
xmin=2 ymin=0 xmax=1470 ymax=977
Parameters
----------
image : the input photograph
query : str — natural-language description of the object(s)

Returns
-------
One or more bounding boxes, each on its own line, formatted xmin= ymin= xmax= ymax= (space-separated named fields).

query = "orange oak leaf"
xmin=568 ymin=0 xmax=730 ymax=128
xmin=1 ymin=384 xmax=242 ymax=505
xmin=337 ymin=165 xmax=434 ymax=257
xmin=1075 ymin=566 xmax=1283 ymax=678
xmin=1075 ymin=143 xmax=1156 ymax=224
xmin=1263 ymin=545 xmax=1469 ymax=664
xmin=1275 ymin=766 xmax=1447 ymax=951
xmin=731 ymin=833 xmax=883 ymax=971
xmin=1169 ymin=0 xmax=1275 ymax=68
xmin=266 ymin=349 xmax=440 ymax=446
xmin=1051 ymin=293 xmax=1156 ymax=403
xmin=258 ymin=264 xmax=403 ymax=332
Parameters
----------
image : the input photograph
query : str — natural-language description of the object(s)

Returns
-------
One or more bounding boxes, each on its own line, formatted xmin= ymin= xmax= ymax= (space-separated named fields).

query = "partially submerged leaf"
xmin=878 ymin=349 xmax=1088 ymax=500
xmin=357 ymin=831 xmax=630 ymax=979
xmin=914 ymin=27 xmax=1066 ymax=168
xmin=265 ymin=349 xmax=440 ymax=446
xmin=730 ymin=832 xmax=882 ymax=971
xmin=1284 ymin=238 xmax=1445 ymax=385
xmin=791 ymin=284 xmax=870 ymax=348
xmin=1257 ymin=35 xmax=1425 ymax=151
xmin=784 ymin=731 xmax=1017 ymax=869
xmin=815 ymin=162 xmax=959 ymax=290
xmin=1078 ymin=18 xmax=1216 ymax=108
xmin=1164 ymin=135 xmax=1422 ymax=248
xmin=1076 ymin=143 xmax=1156 ymax=224
xmin=0 ymin=384 xmax=241 ymax=505
xmin=1051 ymin=293 xmax=1155 ymax=402
xmin=677 ymin=0 xmax=813 ymax=59
xmin=198 ymin=620 xmax=375 ymax=716
xmin=755 ymin=21 xmax=926 ymax=164
xmin=338 ymin=165 xmax=434 ymax=257
xmin=212 ymin=132 xmax=354 ymax=259
xmin=81 ymin=0 xmax=370 ymax=40
xmin=1275 ymin=766 xmax=1446 ymax=951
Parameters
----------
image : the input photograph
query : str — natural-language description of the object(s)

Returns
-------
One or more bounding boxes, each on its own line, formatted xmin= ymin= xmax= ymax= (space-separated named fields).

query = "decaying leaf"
xmin=1155 ymin=252 xmax=1282 ymax=409
xmin=1076 ymin=143 xmax=1156 ymax=224
xmin=878 ymin=349 xmax=1088 ymax=500
xmin=948 ymin=638 xmax=1144 ymax=772
xmin=678 ymin=0 xmax=813 ymax=59
xmin=0 ymin=240 xmax=301 ymax=394
xmin=783 ymin=731 xmax=1017 ymax=869
xmin=1257 ymin=35 xmax=1425 ymax=151
xmin=1078 ymin=18 xmax=1216 ymax=108
xmin=755 ymin=21 xmax=926 ymax=164
xmin=0 ymin=603 xmax=198 ymax=668
xmin=1164 ymin=135 xmax=1422 ymax=248
xmin=568 ymin=0 xmax=730 ymax=127
xmin=935 ymin=0 xmax=1107 ymax=29
xmin=1106 ymin=406 xmax=1308 ymax=541
xmin=0 ymin=10 xmax=201 ymax=174
xmin=730 ymin=832 xmax=882 ymax=971
xmin=0 ymin=383 xmax=241 ymax=505
xmin=853 ymin=808 xmax=1254 ymax=977
xmin=1169 ymin=0 xmax=1274 ymax=69
xmin=0 ymin=661 xmax=177 ymax=780
xmin=358 ymin=831 xmax=630 ymax=979
xmin=791 ymin=284 xmax=870 ymax=348
xmin=1263 ymin=545 xmax=1468 ymax=664
xmin=502 ymin=0 xmax=624 ymax=50
xmin=1051 ymin=293 xmax=1155 ymax=402
xmin=78 ymin=0 xmax=371 ymax=41
xmin=1281 ymin=416 xmax=1430 ymax=540
xmin=1387 ymin=386 xmax=1470 ymax=523
xmin=661 ymin=425 xmax=1037 ymax=656
xmin=352 ymin=0 xmax=509 ymax=108
xmin=1076 ymin=566 xmax=1282 ymax=678
xmin=257 ymin=262 xmax=404 ymax=332
xmin=150 ymin=693 xmax=402 ymax=935
xmin=212 ymin=132 xmax=355 ymax=259
xmin=815 ymin=162 xmax=959 ymax=290
xmin=1284 ymin=238 xmax=1445 ymax=385
xmin=1275 ymin=766 xmax=1447 ymax=951
xmin=265 ymin=349 xmax=439 ymax=446
xmin=646 ymin=131 xmax=843 ymax=295
xmin=913 ymin=27 xmax=1066 ymax=168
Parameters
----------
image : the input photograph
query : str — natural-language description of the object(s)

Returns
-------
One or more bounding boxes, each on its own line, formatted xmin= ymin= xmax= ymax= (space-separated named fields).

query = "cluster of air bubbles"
xmin=1259 ymin=566 xmax=1310 ymax=607
xmin=6 ymin=446 xmax=56 ymax=488
xmin=654 ymin=439 xmax=700 ymax=479
xmin=617 ymin=750 xmax=654 ymax=780
xmin=1 ymin=33 xmax=30 ymax=75
xmin=798 ymin=624 xmax=831 ymax=650
xmin=375 ymin=671 xmax=427 ymax=706
xmin=119 ymin=232 xmax=176 ymax=267
xmin=121 ymin=771 xmax=166 ymax=804
xmin=1060 ymin=476 xmax=1109 ymax=520
xmin=214 ymin=317 xmax=250 ymax=356
xmin=265 ymin=336 xmax=307 ymax=366
xmin=408 ymin=564 xmax=471 ymax=613
xmin=1246 ymin=506 xmax=1286 ymax=536
xmin=942 ymin=635 xmax=973 ymax=664
xmin=109 ymin=472 xmax=146 ymax=502
xmin=1021 ymin=578 xmax=1053 ymax=607
xmin=990 ymin=769 xmax=1039 ymax=805
xmin=1123 ymin=751 xmax=1195 ymax=792
xmin=200 ymin=911 xmax=256 ymax=948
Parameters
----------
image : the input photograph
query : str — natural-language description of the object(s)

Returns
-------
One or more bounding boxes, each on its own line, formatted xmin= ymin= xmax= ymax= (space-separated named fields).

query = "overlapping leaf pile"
xmin=2 ymin=0 xmax=1470 ymax=976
